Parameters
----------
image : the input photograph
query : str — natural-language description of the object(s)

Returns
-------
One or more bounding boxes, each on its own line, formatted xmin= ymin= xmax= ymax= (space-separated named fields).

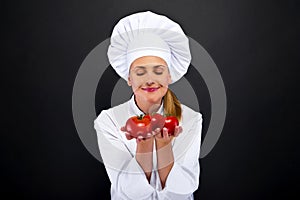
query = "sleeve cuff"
xmin=157 ymin=162 xmax=198 ymax=198
xmin=119 ymin=157 xmax=155 ymax=199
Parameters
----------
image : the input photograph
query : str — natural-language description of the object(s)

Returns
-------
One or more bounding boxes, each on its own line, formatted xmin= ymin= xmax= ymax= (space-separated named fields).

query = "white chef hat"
xmin=107 ymin=11 xmax=191 ymax=83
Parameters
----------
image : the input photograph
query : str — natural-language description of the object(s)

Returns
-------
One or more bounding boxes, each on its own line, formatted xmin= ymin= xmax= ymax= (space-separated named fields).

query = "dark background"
xmin=3 ymin=0 xmax=299 ymax=199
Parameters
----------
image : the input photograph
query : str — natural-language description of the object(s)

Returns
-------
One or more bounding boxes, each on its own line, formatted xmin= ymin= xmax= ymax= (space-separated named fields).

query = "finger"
xmin=137 ymin=135 xmax=144 ymax=142
xmin=178 ymin=126 xmax=183 ymax=133
xmin=174 ymin=127 xmax=179 ymax=137
xmin=174 ymin=126 xmax=181 ymax=137
xmin=125 ymin=132 xmax=133 ymax=140
xmin=163 ymin=127 xmax=169 ymax=139
xmin=152 ymin=131 xmax=157 ymax=136
xmin=120 ymin=126 xmax=126 ymax=131
xmin=146 ymin=132 xmax=153 ymax=139
xmin=176 ymin=126 xmax=183 ymax=136
xmin=153 ymin=128 xmax=161 ymax=136
xmin=136 ymin=138 xmax=141 ymax=144
xmin=152 ymin=131 xmax=160 ymax=138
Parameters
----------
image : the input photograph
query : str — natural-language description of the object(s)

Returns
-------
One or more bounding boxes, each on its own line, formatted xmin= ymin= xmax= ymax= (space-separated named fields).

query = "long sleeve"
xmin=156 ymin=111 xmax=203 ymax=200
xmin=94 ymin=101 xmax=202 ymax=200
xmin=94 ymin=110 xmax=156 ymax=200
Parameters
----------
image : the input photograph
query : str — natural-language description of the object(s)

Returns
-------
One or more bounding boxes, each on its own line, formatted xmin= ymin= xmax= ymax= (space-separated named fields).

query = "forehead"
xmin=130 ymin=56 xmax=168 ymax=69
xmin=131 ymin=65 xmax=167 ymax=72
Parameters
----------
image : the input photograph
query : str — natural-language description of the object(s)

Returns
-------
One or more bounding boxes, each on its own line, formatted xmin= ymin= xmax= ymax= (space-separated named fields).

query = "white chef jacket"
xmin=94 ymin=95 xmax=203 ymax=200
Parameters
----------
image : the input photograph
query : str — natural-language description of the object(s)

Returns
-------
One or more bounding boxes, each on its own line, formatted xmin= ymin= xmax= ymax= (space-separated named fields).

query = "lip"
xmin=142 ymin=87 xmax=160 ymax=92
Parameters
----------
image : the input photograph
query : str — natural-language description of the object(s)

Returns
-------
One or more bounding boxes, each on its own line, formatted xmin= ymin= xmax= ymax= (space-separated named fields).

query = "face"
xmin=128 ymin=56 xmax=172 ymax=105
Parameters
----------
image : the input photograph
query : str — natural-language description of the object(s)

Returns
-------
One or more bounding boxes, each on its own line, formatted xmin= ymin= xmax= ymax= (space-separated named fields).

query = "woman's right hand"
xmin=120 ymin=126 xmax=154 ymax=143
xmin=121 ymin=126 xmax=154 ymax=177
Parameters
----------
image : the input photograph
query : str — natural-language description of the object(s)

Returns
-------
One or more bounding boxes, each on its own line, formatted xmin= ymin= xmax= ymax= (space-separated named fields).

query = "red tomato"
xmin=150 ymin=113 xmax=165 ymax=131
xmin=162 ymin=116 xmax=179 ymax=136
xmin=125 ymin=114 xmax=151 ymax=138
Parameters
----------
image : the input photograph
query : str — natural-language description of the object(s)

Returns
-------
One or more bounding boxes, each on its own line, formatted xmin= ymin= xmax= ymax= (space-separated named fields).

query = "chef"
xmin=94 ymin=11 xmax=203 ymax=200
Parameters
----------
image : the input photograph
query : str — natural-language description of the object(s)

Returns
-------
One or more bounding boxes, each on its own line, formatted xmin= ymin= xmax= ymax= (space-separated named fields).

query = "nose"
xmin=146 ymin=80 xmax=155 ymax=86
xmin=144 ymin=72 xmax=156 ymax=86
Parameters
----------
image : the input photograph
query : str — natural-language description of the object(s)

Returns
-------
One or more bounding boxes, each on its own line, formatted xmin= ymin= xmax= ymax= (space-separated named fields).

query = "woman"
xmin=94 ymin=11 xmax=203 ymax=200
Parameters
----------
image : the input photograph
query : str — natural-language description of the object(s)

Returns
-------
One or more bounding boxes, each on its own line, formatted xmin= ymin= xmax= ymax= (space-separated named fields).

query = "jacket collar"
xmin=129 ymin=94 xmax=164 ymax=116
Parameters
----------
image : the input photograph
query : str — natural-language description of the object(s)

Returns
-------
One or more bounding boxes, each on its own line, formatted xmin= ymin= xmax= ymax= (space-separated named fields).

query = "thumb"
xmin=125 ymin=132 xmax=134 ymax=140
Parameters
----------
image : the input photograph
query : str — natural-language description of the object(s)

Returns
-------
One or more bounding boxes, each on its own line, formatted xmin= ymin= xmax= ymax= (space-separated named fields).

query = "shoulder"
xmin=180 ymin=104 xmax=203 ymax=129
xmin=181 ymin=104 xmax=202 ymax=121
xmin=94 ymin=100 xmax=129 ymax=127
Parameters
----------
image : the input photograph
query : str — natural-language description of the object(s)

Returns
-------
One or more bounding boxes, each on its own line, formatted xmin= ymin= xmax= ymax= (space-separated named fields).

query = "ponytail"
xmin=163 ymin=89 xmax=182 ymax=121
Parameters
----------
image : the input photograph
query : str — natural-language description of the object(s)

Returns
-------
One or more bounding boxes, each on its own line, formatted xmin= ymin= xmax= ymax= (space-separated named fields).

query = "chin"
xmin=148 ymin=92 xmax=167 ymax=103
xmin=138 ymin=93 xmax=163 ymax=104
xmin=145 ymin=96 xmax=162 ymax=104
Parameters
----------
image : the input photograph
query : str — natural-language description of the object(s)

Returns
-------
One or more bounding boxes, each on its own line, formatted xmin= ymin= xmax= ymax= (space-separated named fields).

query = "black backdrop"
xmin=3 ymin=0 xmax=299 ymax=199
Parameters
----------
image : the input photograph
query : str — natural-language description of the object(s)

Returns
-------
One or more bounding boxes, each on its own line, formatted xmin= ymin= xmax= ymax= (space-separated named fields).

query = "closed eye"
xmin=134 ymin=67 xmax=146 ymax=76
xmin=153 ymin=66 xmax=165 ymax=75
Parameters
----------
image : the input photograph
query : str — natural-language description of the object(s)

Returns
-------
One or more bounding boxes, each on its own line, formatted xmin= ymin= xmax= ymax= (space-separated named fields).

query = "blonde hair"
xmin=163 ymin=89 xmax=182 ymax=121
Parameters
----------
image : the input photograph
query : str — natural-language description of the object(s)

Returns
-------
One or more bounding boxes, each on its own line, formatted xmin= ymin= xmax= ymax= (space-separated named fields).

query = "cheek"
xmin=160 ymin=87 xmax=168 ymax=95
xmin=157 ymin=76 xmax=170 ymax=87
xmin=130 ymin=77 xmax=143 ymax=89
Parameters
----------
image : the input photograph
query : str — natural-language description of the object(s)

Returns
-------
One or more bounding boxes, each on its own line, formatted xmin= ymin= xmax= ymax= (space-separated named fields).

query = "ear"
xmin=127 ymin=76 xmax=132 ymax=86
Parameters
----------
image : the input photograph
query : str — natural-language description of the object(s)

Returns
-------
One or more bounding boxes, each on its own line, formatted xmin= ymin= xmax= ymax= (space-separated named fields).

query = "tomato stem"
xmin=137 ymin=114 xmax=144 ymax=120
xmin=164 ymin=113 xmax=171 ymax=117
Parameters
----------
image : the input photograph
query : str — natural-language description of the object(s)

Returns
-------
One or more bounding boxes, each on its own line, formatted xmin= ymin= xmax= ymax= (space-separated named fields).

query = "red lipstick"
xmin=142 ymin=87 xmax=159 ymax=92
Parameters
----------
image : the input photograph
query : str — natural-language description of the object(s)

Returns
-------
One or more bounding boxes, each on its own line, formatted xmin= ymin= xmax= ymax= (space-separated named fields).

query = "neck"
xmin=134 ymin=95 xmax=162 ymax=114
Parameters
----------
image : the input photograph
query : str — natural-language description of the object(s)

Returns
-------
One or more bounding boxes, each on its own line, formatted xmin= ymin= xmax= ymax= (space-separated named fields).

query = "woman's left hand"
xmin=153 ymin=126 xmax=183 ymax=147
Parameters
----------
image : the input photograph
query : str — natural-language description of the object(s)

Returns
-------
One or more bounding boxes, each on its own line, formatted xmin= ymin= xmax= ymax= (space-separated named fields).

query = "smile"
xmin=142 ymin=87 xmax=160 ymax=92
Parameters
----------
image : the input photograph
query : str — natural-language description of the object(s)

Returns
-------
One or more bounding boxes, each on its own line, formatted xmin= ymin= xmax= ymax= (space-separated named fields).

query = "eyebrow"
xmin=133 ymin=66 xmax=146 ymax=70
xmin=133 ymin=65 xmax=166 ymax=70
xmin=153 ymin=65 xmax=166 ymax=69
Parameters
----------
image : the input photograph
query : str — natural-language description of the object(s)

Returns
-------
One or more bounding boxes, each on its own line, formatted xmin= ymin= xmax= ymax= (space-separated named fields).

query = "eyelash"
xmin=137 ymin=73 xmax=145 ymax=76
xmin=136 ymin=72 xmax=163 ymax=76
xmin=135 ymin=69 xmax=164 ymax=76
